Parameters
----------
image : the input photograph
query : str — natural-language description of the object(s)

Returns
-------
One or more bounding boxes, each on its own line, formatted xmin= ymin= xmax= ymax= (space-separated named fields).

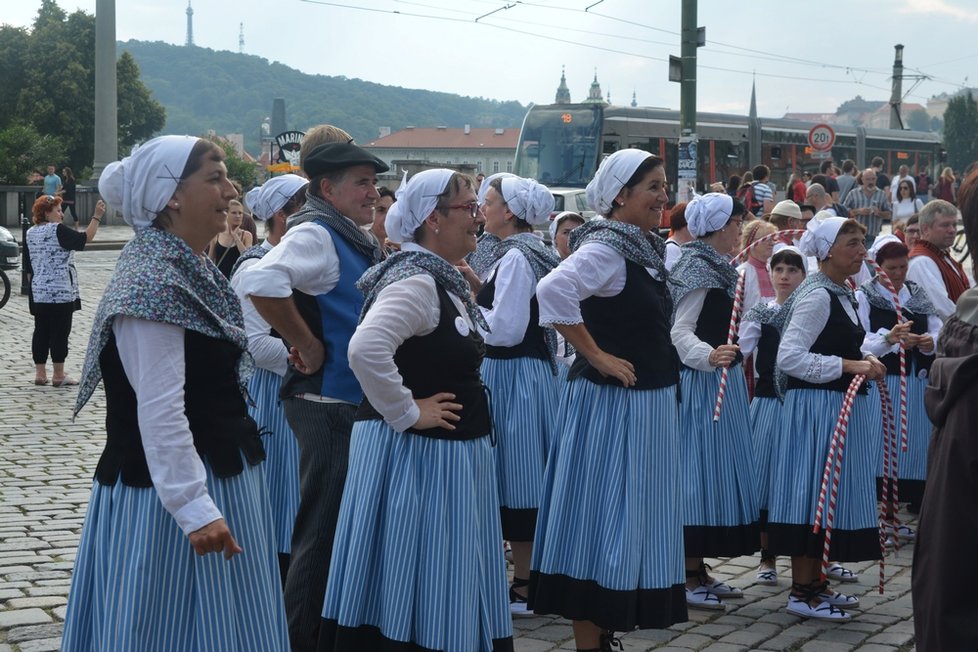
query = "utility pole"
xmin=92 ymin=0 xmax=117 ymax=182
xmin=889 ymin=44 xmax=904 ymax=130
xmin=676 ymin=0 xmax=701 ymax=201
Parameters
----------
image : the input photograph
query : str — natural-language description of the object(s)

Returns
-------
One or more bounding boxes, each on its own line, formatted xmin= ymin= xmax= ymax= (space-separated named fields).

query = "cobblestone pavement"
xmin=0 ymin=251 xmax=918 ymax=651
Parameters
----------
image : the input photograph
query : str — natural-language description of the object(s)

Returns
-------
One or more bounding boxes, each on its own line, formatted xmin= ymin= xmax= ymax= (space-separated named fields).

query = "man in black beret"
xmin=237 ymin=133 xmax=389 ymax=651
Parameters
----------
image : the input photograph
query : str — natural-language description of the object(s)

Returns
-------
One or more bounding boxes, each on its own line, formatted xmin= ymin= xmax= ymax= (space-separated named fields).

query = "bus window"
xmin=514 ymin=106 xmax=602 ymax=187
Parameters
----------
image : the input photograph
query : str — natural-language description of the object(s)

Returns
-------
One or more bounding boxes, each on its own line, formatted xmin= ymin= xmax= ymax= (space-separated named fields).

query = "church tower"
xmin=554 ymin=66 xmax=571 ymax=104
xmin=583 ymin=69 xmax=607 ymax=105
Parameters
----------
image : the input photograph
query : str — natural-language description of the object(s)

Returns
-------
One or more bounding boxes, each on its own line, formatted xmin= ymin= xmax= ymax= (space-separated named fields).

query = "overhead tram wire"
xmin=298 ymin=0 xmax=938 ymax=95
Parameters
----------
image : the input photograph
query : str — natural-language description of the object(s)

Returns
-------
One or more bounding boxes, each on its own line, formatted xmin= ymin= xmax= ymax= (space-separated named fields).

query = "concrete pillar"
xmin=92 ymin=0 xmax=118 ymax=181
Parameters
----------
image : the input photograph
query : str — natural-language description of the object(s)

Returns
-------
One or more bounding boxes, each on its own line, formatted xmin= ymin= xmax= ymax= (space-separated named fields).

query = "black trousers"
xmin=32 ymin=307 xmax=74 ymax=364
xmin=282 ymin=397 xmax=355 ymax=652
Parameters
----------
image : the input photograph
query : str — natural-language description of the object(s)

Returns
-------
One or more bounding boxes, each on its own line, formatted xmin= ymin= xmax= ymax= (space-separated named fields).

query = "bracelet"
xmin=92 ymin=217 xmax=101 ymax=223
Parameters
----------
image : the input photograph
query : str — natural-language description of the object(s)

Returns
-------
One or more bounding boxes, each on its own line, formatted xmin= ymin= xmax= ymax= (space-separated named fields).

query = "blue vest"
xmin=280 ymin=220 xmax=371 ymax=403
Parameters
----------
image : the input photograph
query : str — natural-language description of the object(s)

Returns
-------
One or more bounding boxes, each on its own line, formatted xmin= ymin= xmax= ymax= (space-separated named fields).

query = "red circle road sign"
xmin=808 ymin=124 xmax=836 ymax=152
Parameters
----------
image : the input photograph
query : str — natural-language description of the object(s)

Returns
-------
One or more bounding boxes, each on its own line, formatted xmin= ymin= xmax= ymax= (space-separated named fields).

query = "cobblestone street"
xmin=0 ymin=248 xmax=918 ymax=651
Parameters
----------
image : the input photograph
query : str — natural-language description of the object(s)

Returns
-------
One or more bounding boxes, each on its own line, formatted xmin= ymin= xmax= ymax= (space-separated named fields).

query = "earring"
xmin=435 ymin=228 xmax=440 ymax=235
xmin=171 ymin=201 xmax=180 ymax=209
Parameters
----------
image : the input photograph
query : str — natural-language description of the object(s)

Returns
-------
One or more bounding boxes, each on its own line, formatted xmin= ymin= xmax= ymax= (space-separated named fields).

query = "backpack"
xmin=738 ymin=182 xmax=763 ymax=215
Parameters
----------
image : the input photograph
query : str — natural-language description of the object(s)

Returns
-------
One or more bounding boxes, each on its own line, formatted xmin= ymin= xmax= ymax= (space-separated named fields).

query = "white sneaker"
xmin=826 ymin=563 xmax=858 ymax=583
xmin=786 ymin=595 xmax=851 ymax=621
xmin=704 ymin=577 xmax=743 ymax=598
xmin=686 ymin=585 xmax=725 ymax=610
xmin=817 ymin=588 xmax=860 ymax=608
xmin=756 ymin=565 xmax=779 ymax=586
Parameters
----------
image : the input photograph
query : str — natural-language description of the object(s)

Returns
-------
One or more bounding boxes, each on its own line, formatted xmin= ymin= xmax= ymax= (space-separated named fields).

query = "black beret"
xmin=303 ymin=142 xmax=390 ymax=177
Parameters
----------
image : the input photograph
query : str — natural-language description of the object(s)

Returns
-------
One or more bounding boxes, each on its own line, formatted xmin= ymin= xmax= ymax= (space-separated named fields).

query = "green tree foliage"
xmin=943 ymin=92 xmax=978 ymax=171
xmin=906 ymin=108 xmax=932 ymax=132
xmin=0 ymin=0 xmax=165 ymax=175
xmin=122 ymin=41 xmax=527 ymax=152
xmin=205 ymin=135 xmax=260 ymax=190
xmin=0 ymin=123 xmax=66 ymax=184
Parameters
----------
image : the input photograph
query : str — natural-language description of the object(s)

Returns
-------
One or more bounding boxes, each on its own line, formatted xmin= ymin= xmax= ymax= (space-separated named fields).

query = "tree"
xmin=0 ymin=123 xmax=66 ymax=184
xmin=205 ymin=135 xmax=260 ymax=190
xmin=943 ymin=92 xmax=978 ymax=171
xmin=906 ymin=108 xmax=931 ymax=132
xmin=2 ymin=0 xmax=165 ymax=171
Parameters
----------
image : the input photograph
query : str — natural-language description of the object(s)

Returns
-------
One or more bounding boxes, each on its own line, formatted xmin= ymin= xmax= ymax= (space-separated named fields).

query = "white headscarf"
xmin=798 ymin=210 xmax=847 ymax=261
xmin=245 ymin=174 xmax=308 ymax=221
xmin=384 ymin=168 xmax=456 ymax=244
xmin=548 ymin=210 xmax=585 ymax=242
xmin=768 ymin=243 xmax=806 ymax=274
xmin=685 ymin=192 xmax=735 ymax=237
xmin=867 ymin=233 xmax=902 ymax=262
xmin=585 ymin=149 xmax=652 ymax=215
xmin=98 ymin=135 xmax=199 ymax=229
xmin=478 ymin=172 xmax=516 ymax=206
xmin=499 ymin=177 xmax=555 ymax=226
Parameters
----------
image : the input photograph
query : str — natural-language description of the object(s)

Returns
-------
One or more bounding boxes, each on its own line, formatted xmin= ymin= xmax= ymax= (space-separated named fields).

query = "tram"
xmin=513 ymin=103 xmax=942 ymax=194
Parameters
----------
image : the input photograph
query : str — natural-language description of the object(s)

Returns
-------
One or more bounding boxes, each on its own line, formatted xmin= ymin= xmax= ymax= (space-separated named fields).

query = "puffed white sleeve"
xmin=348 ymin=275 xmax=441 ymax=433
xmin=480 ymin=249 xmax=536 ymax=346
xmin=777 ymin=289 xmax=844 ymax=382
xmin=231 ymin=258 xmax=289 ymax=376
xmin=924 ymin=313 xmax=942 ymax=355
xmin=855 ymin=290 xmax=896 ymax=358
xmin=907 ymin=257 xmax=956 ymax=320
xmin=236 ymin=224 xmax=339 ymax=299
xmin=670 ymin=288 xmax=715 ymax=371
xmin=537 ymin=242 xmax=626 ymax=326
xmin=113 ymin=316 xmax=222 ymax=536
xmin=737 ymin=319 xmax=761 ymax=358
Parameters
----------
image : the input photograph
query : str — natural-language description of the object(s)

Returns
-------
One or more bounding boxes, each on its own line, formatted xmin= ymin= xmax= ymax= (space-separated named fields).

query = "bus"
xmin=513 ymin=103 xmax=942 ymax=195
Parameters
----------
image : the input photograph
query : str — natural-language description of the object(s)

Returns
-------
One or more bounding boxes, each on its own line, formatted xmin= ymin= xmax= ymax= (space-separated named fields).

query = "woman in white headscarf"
xmin=668 ymin=192 xmax=760 ymax=611
xmin=475 ymin=175 xmax=559 ymax=615
xmin=530 ymin=149 xmax=685 ymax=650
xmin=62 ymin=136 xmax=290 ymax=650
xmin=855 ymin=234 xmax=941 ymax=529
xmin=766 ymin=212 xmax=886 ymax=622
xmin=319 ymin=169 xmax=512 ymax=651
xmin=231 ymin=173 xmax=308 ymax=582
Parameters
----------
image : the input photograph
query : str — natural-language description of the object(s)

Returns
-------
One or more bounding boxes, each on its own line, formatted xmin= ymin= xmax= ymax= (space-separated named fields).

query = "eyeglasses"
xmin=444 ymin=202 xmax=479 ymax=219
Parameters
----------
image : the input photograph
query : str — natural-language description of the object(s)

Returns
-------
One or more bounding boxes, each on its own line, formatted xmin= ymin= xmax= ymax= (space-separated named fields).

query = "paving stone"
xmin=0 ymin=608 xmax=53 ymax=628
xmin=667 ymin=633 xmax=713 ymax=649
xmin=515 ymin=638 xmax=558 ymax=652
xmin=17 ymin=639 xmax=63 ymax=652
xmin=5 ymin=596 xmax=67 ymax=609
xmin=700 ymin=644 xmax=747 ymax=652
xmin=866 ymin=630 xmax=914 ymax=646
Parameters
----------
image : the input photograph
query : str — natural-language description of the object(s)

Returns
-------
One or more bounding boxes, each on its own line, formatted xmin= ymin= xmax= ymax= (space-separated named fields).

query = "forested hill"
xmin=121 ymin=40 xmax=527 ymax=151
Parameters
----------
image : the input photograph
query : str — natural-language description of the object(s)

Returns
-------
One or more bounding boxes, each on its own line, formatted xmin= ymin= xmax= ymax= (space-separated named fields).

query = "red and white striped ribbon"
xmin=731 ymin=229 xmax=808 ymax=265
xmin=864 ymin=259 xmax=909 ymax=453
xmin=713 ymin=270 xmax=746 ymax=422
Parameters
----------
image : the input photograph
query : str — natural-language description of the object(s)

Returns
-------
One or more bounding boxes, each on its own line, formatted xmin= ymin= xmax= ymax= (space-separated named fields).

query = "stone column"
xmin=92 ymin=0 xmax=117 ymax=182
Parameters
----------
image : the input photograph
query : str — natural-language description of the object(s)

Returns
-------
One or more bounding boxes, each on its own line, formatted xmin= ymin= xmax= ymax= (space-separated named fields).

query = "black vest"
xmin=475 ymin=268 xmax=548 ymax=361
xmin=95 ymin=330 xmax=265 ymax=487
xmin=754 ymin=322 xmax=780 ymax=399
xmin=687 ymin=287 xmax=743 ymax=368
xmin=787 ymin=291 xmax=869 ymax=394
xmin=570 ymin=259 xmax=679 ymax=390
xmin=868 ymin=304 xmax=933 ymax=376
xmin=356 ymin=284 xmax=492 ymax=441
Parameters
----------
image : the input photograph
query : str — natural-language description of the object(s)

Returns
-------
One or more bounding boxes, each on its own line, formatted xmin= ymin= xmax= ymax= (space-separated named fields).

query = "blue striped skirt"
xmin=867 ymin=373 xmax=930 ymax=503
xmin=480 ymin=356 xmax=559 ymax=541
xmin=320 ymin=420 xmax=512 ymax=652
xmin=248 ymin=367 xmax=300 ymax=555
xmin=678 ymin=367 xmax=760 ymax=558
xmin=766 ymin=388 xmax=881 ymax=561
xmin=61 ymin=461 xmax=289 ymax=651
xmin=750 ymin=396 xmax=783 ymax=518
xmin=529 ymin=379 xmax=687 ymax=632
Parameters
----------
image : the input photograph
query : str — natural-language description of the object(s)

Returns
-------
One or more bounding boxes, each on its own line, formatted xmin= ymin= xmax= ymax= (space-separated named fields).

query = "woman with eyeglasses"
xmin=892 ymin=180 xmax=924 ymax=223
xmin=25 ymin=193 xmax=104 ymax=386
xmin=475 ymin=175 xmax=559 ymax=616
xmin=669 ymin=193 xmax=759 ymax=611
xmin=319 ymin=169 xmax=511 ymax=651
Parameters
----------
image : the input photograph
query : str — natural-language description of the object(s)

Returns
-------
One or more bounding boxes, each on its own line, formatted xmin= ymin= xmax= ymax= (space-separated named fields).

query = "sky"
xmin=4 ymin=0 xmax=977 ymax=120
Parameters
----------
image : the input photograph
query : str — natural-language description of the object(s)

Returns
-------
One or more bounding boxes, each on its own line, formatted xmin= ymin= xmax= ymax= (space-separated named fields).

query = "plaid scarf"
xmin=287 ymin=194 xmax=382 ymax=265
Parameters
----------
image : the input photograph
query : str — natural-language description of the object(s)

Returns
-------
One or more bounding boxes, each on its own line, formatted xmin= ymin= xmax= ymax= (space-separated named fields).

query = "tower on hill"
xmin=186 ymin=1 xmax=194 ymax=47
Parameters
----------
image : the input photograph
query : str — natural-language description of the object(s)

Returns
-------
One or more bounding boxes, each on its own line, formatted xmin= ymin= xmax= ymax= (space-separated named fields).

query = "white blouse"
xmin=347 ymin=244 xmax=474 ymax=433
xmin=479 ymin=248 xmax=537 ymax=347
xmin=113 ymin=317 xmax=223 ymax=536
xmin=538 ymin=242 xmax=660 ymax=327
xmin=777 ymin=288 xmax=869 ymax=383
xmin=236 ymin=221 xmax=342 ymax=300
xmin=230 ymin=241 xmax=289 ymax=376
xmin=671 ymin=289 xmax=716 ymax=372
xmin=855 ymin=282 xmax=942 ymax=359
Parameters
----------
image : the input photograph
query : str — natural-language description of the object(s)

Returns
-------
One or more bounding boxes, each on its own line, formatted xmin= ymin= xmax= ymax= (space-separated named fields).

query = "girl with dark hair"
xmin=767 ymin=214 xmax=886 ymax=622
xmin=62 ymin=136 xmax=289 ymax=650
xmin=892 ymin=179 xmax=924 ymax=222
xmin=26 ymin=193 xmax=104 ymax=386
xmin=856 ymin=235 xmax=942 ymax=522
xmin=669 ymin=193 xmax=759 ymax=610
xmin=531 ymin=149 xmax=686 ymax=650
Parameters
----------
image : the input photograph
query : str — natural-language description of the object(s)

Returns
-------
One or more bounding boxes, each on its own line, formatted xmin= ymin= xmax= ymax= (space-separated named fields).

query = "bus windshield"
xmin=514 ymin=105 xmax=601 ymax=187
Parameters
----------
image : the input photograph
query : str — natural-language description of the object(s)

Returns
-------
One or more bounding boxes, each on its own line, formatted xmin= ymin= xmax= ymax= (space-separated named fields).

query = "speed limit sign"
xmin=808 ymin=124 xmax=836 ymax=152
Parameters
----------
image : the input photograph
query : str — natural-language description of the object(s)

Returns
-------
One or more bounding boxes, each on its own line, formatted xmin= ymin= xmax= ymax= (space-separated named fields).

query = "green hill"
xmin=121 ymin=40 xmax=527 ymax=153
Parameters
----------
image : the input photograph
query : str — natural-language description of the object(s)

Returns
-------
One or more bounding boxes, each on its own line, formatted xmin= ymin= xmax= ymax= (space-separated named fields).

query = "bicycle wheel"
xmin=0 ymin=269 xmax=9 ymax=310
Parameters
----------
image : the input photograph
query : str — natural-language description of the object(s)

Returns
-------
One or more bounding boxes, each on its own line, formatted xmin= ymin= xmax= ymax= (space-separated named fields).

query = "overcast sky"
xmin=5 ymin=0 xmax=977 ymax=119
